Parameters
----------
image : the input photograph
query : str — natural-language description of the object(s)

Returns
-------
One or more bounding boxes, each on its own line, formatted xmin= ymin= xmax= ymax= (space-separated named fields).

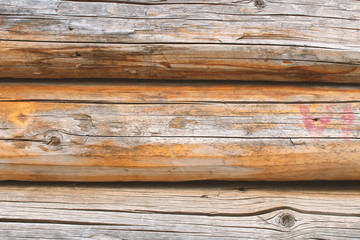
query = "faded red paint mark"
xmin=341 ymin=106 xmax=355 ymax=141
xmin=300 ymin=104 xmax=356 ymax=141
xmin=299 ymin=105 xmax=334 ymax=138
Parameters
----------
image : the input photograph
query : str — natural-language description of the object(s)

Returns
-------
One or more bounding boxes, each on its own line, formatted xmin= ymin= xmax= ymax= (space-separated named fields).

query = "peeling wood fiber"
xmin=0 ymin=0 xmax=359 ymax=82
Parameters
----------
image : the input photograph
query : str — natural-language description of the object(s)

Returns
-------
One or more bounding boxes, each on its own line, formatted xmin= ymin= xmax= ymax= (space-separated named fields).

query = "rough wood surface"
xmin=0 ymin=0 xmax=359 ymax=82
xmin=0 ymin=181 xmax=359 ymax=239
xmin=0 ymin=81 xmax=360 ymax=181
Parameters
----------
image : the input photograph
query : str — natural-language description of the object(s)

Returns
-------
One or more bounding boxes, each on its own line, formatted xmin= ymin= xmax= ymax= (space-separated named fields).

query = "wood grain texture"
xmin=0 ymin=181 xmax=359 ymax=239
xmin=0 ymin=0 xmax=359 ymax=82
xmin=0 ymin=81 xmax=359 ymax=181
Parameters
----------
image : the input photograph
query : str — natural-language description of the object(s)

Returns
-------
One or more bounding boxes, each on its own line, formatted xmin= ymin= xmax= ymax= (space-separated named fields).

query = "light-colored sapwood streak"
xmin=0 ymin=0 xmax=359 ymax=82
xmin=0 ymin=82 xmax=359 ymax=181
xmin=0 ymin=81 xmax=360 ymax=102
xmin=0 ymin=181 xmax=359 ymax=239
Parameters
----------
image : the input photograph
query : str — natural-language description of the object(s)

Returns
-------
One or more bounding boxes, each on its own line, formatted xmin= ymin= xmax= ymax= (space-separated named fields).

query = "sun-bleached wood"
xmin=0 ymin=81 xmax=359 ymax=181
xmin=0 ymin=181 xmax=359 ymax=239
xmin=0 ymin=0 xmax=359 ymax=82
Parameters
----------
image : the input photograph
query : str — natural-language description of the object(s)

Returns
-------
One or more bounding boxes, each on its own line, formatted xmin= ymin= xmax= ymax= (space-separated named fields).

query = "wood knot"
xmin=17 ymin=113 xmax=27 ymax=123
xmin=48 ymin=136 xmax=61 ymax=146
xmin=254 ymin=0 xmax=266 ymax=9
xmin=44 ymin=131 xmax=63 ymax=150
xmin=279 ymin=212 xmax=296 ymax=228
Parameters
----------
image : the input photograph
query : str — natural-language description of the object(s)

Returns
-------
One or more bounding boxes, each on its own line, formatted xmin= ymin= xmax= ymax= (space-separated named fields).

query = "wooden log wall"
xmin=0 ymin=81 xmax=359 ymax=181
xmin=0 ymin=0 xmax=359 ymax=82
xmin=1 ymin=1 xmax=360 ymax=239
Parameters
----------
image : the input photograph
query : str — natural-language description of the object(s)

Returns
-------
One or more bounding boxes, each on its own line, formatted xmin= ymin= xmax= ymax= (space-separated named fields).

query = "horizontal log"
xmin=0 ymin=0 xmax=359 ymax=82
xmin=0 ymin=81 xmax=359 ymax=181
xmin=0 ymin=181 xmax=359 ymax=239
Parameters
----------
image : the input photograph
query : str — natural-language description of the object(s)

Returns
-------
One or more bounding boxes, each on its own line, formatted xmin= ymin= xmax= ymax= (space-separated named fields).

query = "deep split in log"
xmin=0 ymin=81 xmax=359 ymax=181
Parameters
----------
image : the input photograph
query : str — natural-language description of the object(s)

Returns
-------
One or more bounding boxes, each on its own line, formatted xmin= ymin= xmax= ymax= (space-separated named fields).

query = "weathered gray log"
xmin=0 ymin=181 xmax=359 ymax=239
xmin=0 ymin=0 xmax=359 ymax=82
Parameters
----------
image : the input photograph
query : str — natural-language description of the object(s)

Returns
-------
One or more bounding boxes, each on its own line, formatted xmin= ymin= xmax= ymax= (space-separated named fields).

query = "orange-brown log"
xmin=0 ymin=81 xmax=359 ymax=181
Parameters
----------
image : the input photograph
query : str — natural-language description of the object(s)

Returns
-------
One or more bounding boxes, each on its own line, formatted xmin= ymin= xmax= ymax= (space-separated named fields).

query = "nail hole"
xmin=75 ymin=52 xmax=81 ymax=57
xmin=312 ymin=117 xmax=320 ymax=122
xmin=68 ymin=26 xmax=73 ymax=31
xmin=236 ymin=187 xmax=247 ymax=192
xmin=279 ymin=213 xmax=296 ymax=228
